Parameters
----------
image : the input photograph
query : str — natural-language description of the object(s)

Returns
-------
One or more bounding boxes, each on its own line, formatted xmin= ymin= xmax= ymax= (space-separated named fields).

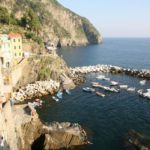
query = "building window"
xmin=18 ymin=39 xmax=20 ymax=42
xmin=14 ymin=46 xmax=16 ymax=49
xmin=19 ymin=46 xmax=21 ymax=49
xmin=14 ymin=39 xmax=16 ymax=42
xmin=15 ymin=53 xmax=17 ymax=56
xmin=19 ymin=53 xmax=21 ymax=56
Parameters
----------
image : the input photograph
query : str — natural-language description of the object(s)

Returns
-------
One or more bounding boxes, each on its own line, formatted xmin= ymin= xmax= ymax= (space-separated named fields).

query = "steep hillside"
xmin=0 ymin=0 xmax=102 ymax=46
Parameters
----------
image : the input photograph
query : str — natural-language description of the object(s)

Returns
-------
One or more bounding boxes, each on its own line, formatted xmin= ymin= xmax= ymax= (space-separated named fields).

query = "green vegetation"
xmin=25 ymin=32 xmax=43 ymax=46
xmin=0 ymin=6 xmax=9 ymax=24
xmin=0 ymin=4 xmax=42 ymax=45
xmin=39 ymin=66 xmax=52 ymax=80
xmin=9 ymin=14 xmax=18 ymax=25
xmin=0 ymin=6 xmax=18 ymax=25
xmin=21 ymin=8 xmax=41 ymax=33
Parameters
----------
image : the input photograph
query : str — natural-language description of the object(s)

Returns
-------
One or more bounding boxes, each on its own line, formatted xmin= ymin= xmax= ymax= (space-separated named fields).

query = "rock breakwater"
xmin=12 ymin=80 xmax=60 ymax=101
xmin=70 ymin=65 xmax=150 ymax=79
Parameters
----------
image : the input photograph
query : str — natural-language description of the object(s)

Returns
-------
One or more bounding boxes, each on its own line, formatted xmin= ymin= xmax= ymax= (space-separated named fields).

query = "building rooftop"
xmin=8 ymin=33 xmax=21 ymax=38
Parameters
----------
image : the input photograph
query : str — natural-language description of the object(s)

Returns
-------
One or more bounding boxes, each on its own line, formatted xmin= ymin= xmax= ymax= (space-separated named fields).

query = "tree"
xmin=9 ymin=14 xmax=18 ymax=25
xmin=21 ymin=8 xmax=41 ymax=33
xmin=0 ymin=6 xmax=9 ymax=24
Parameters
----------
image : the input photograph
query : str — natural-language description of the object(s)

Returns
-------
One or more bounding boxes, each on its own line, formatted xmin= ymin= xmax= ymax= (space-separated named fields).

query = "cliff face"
xmin=10 ymin=53 xmax=74 ymax=89
xmin=0 ymin=0 xmax=102 ymax=46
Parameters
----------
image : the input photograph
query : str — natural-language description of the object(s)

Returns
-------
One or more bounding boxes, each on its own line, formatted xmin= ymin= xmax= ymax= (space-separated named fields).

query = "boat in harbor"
xmin=96 ymin=75 xmax=110 ymax=81
xmin=57 ymin=91 xmax=63 ymax=99
xmin=83 ymin=87 xmax=95 ymax=93
xmin=91 ymin=82 xmax=99 ymax=84
xmin=110 ymin=81 xmax=119 ymax=86
xmin=52 ymin=96 xmax=59 ymax=102
xmin=65 ymin=89 xmax=71 ymax=95
xmin=92 ymin=82 xmax=100 ymax=88
xmin=139 ymin=80 xmax=146 ymax=85
xmin=96 ymin=91 xmax=105 ymax=97
xmin=138 ymin=89 xmax=150 ymax=99
xmin=99 ymin=85 xmax=120 ymax=93
xmin=127 ymin=87 xmax=136 ymax=92
xmin=119 ymin=85 xmax=128 ymax=89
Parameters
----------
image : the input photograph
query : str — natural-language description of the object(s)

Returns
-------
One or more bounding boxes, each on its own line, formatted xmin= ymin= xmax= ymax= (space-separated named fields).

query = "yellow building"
xmin=8 ymin=33 xmax=23 ymax=59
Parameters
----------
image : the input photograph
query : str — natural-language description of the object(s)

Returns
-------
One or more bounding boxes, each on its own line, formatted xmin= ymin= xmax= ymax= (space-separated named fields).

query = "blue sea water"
xmin=57 ymin=38 xmax=150 ymax=69
xmin=38 ymin=38 xmax=150 ymax=150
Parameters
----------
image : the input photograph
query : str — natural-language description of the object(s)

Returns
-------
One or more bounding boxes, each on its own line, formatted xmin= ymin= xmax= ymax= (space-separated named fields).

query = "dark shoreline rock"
xmin=71 ymin=73 xmax=86 ymax=86
xmin=22 ymin=117 xmax=89 ymax=150
xmin=124 ymin=130 xmax=150 ymax=150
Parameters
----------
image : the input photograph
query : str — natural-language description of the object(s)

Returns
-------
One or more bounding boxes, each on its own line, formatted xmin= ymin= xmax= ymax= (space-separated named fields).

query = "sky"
xmin=58 ymin=0 xmax=150 ymax=37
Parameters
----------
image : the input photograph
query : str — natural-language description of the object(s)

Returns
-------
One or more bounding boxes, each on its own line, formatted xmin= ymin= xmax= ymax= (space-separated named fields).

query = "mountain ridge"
xmin=0 ymin=0 xmax=102 ymax=46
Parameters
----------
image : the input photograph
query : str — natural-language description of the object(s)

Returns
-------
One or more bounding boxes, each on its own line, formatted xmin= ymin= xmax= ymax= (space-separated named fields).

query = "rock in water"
xmin=124 ymin=130 xmax=150 ymax=150
xmin=41 ymin=122 xmax=88 ymax=149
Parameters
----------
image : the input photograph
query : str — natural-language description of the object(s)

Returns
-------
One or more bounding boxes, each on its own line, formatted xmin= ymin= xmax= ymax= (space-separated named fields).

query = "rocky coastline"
xmin=12 ymin=80 xmax=60 ymax=102
xmin=2 ymin=60 xmax=150 ymax=149
xmin=0 ymin=102 xmax=89 ymax=150
xmin=13 ymin=64 xmax=150 ymax=102
xmin=124 ymin=130 xmax=150 ymax=150
xmin=70 ymin=64 xmax=150 ymax=79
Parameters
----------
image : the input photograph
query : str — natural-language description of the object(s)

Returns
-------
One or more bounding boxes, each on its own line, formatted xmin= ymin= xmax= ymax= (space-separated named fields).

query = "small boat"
xmin=96 ymin=91 xmax=105 ymax=97
xmin=96 ymin=75 xmax=110 ymax=81
xmin=103 ymin=77 xmax=110 ymax=81
xmin=96 ymin=75 xmax=105 ymax=80
xmin=119 ymin=85 xmax=128 ymax=89
xmin=137 ymin=89 xmax=143 ymax=95
xmin=91 ymin=82 xmax=99 ymax=84
xmin=52 ymin=96 xmax=59 ymax=102
xmin=127 ymin=87 xmax=136 ymax=92
xmin=65 ymin=89 xmax=71 ymax=95
xmin=99 ymin=85 xmax=120 ymax=93
xmin=138 ymin=89 xmax=150 ymax=99
xmin=147 ymin=89 xmax=150 ymax=92
xmin=110 ymin=81 xmax=119 ymax=86
xmin=83 ymin=87 xmax=95 ymax=92
xmin=57 ymin=91 xmax=63 ymax=99
xmin=139 ymin=80 xmax=146 ymax=85
xmin=92 ymin=82 xmax=100 ymax=88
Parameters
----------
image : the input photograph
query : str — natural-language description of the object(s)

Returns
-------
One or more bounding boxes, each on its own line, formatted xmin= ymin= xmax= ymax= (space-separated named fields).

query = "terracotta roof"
xmin=8 ymin=33 xmax=21 ymax=38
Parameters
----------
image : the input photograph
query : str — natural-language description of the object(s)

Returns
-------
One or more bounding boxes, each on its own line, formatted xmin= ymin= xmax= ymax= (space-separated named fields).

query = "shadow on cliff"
xmin=31 ymin=134 xmax=45 ymax=150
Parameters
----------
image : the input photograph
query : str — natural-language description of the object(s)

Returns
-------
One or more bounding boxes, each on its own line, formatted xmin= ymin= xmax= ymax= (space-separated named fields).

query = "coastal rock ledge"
xmin=24 ymin=118 xmax=88 ymax=150
xmin=0 ymin=103 xmax=88 ymax=150
xmin=124 ymin=130 xmax=150 ymax=150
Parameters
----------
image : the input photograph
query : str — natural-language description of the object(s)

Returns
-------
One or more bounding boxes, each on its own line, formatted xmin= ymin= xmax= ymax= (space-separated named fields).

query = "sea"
xmin=37 ymin=38 xmax=150 ymax=150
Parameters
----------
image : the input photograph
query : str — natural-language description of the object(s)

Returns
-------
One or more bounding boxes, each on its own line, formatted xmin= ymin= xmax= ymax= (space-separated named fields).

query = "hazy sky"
xmin=58 ymin=0 xmax=150 ymax=37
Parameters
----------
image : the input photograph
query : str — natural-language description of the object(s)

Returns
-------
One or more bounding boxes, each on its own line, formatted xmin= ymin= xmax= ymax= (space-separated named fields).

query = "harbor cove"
xmin=36 ymin=38 xmax=150 ymax=150
xmin=0 ymin=0 xmax=150 ymax=150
